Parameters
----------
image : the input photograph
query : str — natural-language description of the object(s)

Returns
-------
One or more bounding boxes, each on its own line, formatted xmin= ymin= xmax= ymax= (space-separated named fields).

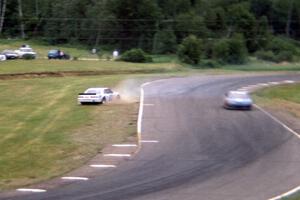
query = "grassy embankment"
xmin=254 ymin=83 xmax=300 ymax=119
xmin=0 ymin=76 xmax=140 ymax=190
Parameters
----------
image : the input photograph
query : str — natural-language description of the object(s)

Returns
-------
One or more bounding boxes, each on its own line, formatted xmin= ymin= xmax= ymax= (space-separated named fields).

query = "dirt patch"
xmin=0 ymin=69 xmax=171 ymax=80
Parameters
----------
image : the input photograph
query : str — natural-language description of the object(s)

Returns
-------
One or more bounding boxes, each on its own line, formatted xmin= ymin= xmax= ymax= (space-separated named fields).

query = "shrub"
xmin=177 ymin=35 xmax=202 ymax=64
xmin=255 ymin=37 xmax=300 ymax=63
xmin=255 ymin=50 xmax=276 ymax=62
xmin=275 ymin=51 xmax=294 ymax=62
xmin=267 ymin=37 xmax=297 ymax=55
xmin=212 ymin=39 xmax=229 ymax=64
xmin=213 ymin=35 xmax=248 ymax=64
xmin=120 ymin=48 xmax=152 ymax=63
xmin=200 ymin=59 xmax=220 ymax=68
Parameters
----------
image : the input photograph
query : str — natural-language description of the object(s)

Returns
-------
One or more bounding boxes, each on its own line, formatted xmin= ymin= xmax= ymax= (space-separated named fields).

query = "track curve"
xmin=4 ymin=74 xmax=300 ymax=200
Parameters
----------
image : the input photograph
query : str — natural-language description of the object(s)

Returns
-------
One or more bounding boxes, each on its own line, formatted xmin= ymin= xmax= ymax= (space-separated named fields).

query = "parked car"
xmin=48 ymin=50 xmax=70 ymax=60
xmin=0 ymin=53 xmax=6 ymax=61
xmin=15 ymin=47 xmax=36 ymax=59
xmin=2 ymin=50 xmax=18 ymax=59
xmin=78 ymin=87 xmax=120 ymax=105
xmin=223 ymin=91 xmax=253 ymax=110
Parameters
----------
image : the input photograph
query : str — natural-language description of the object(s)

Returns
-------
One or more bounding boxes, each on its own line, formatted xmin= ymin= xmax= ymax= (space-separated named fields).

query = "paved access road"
xmin=5 ymin=74 xmax=300 ymax=200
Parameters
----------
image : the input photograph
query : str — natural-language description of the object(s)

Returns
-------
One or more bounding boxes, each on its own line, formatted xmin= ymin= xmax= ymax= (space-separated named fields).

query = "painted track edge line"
xmin=16 ymin=188 xmax=47 ymax=193
xmin=137 ymin=79 xmax=166 ymax=146
xmin=254 ymin=104 xmax=300 ymax=139
xmin=269 ymin=185 xmax=300 ymax=200
xmin=254 ymin=104 xmax=300 ymax=200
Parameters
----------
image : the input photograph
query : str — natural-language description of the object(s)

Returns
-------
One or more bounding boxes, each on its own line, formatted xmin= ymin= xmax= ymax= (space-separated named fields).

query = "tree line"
xmin=1 ymin=0 xmax=300 ymax=55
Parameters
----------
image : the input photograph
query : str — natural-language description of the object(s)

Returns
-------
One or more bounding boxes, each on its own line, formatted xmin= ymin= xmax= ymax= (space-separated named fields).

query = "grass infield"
xmin=0 ymin=76 xmax=138 ymax=190
xmin=254 ymin=83 xmax=300 ymax=119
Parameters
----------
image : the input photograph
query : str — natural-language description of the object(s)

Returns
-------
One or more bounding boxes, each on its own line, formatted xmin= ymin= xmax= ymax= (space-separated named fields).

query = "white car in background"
xmin=0 ymin=53 xmax=6 ymax=61
xmin=78 ymin=87 xmax=120 ymax=105
xmin=15 ymin=47 xmax=37 ymax=59
xmin=2 ymin=50 xmax=18 ymax=59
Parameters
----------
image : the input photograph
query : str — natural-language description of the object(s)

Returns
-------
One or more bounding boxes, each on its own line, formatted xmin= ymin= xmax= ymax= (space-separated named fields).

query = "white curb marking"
xmin=258 ymin=83 xmax=269 ymax=86
xmin=17 ymin=188 xmax=47 ymax=193
xmin=269 ymin=185 xmax=300 ymax=200
xmin=104 ymin=154 xmax=131 ymax=157
xmin=137 ymin=86 xmax=145 ymax=137
xmin=283 ymin=80 xmax=295 ymax=84
xmin=269 ymin=82 xmax=280 ymax=85
xmin=141 ymin=140 xmax=159 ymax=143
xmin=144 ymin=104 xmax=154 ymax=106
xmin=90 ymin=164 xmax=116 ymax=168
xmin=61 ymin=177 xmax=89 ymax=181
xmin=112 ymin=144 xmax=137 ymax=147
xmin=254 ymin=104 xmax=300 ymax=139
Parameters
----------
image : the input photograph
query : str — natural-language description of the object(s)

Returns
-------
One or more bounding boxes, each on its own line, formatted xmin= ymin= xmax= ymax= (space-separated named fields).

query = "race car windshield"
xmin=229 ymin=93 xmax=249 ymax=99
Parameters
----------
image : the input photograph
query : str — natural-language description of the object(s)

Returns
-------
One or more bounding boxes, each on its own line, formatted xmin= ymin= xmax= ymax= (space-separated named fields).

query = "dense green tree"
xmin=226 ymin=3 xmax=257 ymax=52
xmin=157 ymin=0 xmax=191 ymax=18
xmin=175 ymin=13 xmax=208 ymax=41
xmin=110 ymin=0 xmax=160 ymax=50
xmin=152 ymin=28 xmax=177 ymax=53
xmin=177 ymin=35 xmax=202 ymax=64
xmin=250 ymin=0 xmax=272 ymax=17
xmin=0 ymin=0 xmax=300 ymax=56
xmin=213 ymin=34 xmax=248 ymax=64
xmin=204 ymin=7 xmax=226 ymax=35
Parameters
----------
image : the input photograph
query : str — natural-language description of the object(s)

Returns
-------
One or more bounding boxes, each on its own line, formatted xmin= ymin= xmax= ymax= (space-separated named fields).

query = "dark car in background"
xmin=2 ymin=50 xmax=19 ymax=59
xmin=48 ymin=50 xmax=70 ymax=60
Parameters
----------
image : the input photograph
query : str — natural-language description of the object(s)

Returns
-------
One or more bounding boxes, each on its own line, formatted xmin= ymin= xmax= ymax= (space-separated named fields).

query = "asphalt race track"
xmin=4 ymin=74 xmax=300 ymax=200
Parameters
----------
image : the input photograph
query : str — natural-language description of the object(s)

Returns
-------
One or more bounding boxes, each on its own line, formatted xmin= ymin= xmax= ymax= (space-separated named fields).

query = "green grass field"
xmin=223 ymin=61 xmax=300 ymax=72
xmin=0 ymin=59 xmax=181 ymax=75
xmin=0 ymin=76 xmax=138 ymax=190
xmin=283 ymin=195 xmax=300 ymax=200
xmin=255 ymin=83 xmax=300 ymax=103
xmin=254 ymin=83 xmax=300 ymax=119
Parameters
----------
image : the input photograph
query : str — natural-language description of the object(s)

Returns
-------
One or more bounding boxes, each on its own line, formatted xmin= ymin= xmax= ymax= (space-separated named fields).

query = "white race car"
xmin=223 ymin=91 xmax=253 ymax=110
xmin=78 ymin=87 xmax=120 ymax=105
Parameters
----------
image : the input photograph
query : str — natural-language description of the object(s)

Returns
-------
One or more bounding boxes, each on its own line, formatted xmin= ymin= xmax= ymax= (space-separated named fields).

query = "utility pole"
xmin=286 ymin=0 xmax=294 ymax=37
xmin=18 ymin=0 xmax=26 ymax=39
xmin=0 ymin=0 xmax=7 ymax=34
xmin=35 ymin=0 xmax=39 ymax=17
